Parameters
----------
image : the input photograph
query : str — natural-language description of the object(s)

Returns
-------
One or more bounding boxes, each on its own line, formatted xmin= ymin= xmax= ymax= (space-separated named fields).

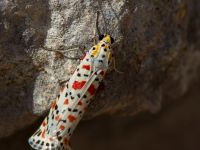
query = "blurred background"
xmin=0 ymin=0 xmax=200 ymax=149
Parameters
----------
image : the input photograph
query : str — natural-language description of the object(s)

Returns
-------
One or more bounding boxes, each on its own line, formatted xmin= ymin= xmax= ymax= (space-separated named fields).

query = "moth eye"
xmin=99 ymin=34 xmax=104 ymax=40
xmin=111 ymin=37 xmax=115 ymax=44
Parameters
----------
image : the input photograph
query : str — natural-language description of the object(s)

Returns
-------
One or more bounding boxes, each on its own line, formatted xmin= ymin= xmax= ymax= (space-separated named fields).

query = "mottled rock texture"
xmin=0 ymin=0 xmax=200 ymax=144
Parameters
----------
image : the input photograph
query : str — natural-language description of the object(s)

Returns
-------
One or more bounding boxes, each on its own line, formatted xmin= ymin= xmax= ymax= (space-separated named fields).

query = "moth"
xmin=28 ymin=33 xmax=115 ymax=150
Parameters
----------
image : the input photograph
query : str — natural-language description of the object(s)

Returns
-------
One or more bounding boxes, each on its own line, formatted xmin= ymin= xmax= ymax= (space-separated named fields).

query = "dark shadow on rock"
xmin=0 ymin=0 xmax=51 ymax=137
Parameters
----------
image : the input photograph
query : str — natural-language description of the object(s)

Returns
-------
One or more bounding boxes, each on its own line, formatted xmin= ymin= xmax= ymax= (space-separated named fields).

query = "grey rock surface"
xmin=0 ymin=0 xmax=200 ymax=140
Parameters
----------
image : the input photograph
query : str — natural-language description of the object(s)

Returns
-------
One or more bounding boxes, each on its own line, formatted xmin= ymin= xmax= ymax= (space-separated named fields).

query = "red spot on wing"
xmin=88 ymin=84 xmax=96 ymax=95
xmin=64 ymin=99 xmax=69 ymax=105
xmin=78 ymin=100 xmax=82 ymax=106
xmin=68 ymin=115 xmax=76 ymax=122
xmin=72 ymin=81 xmax=86 ymax=90
xmin=42 ymin=121 xmax=46 ymax=127
xmin=41 ymin=130 xmax=45 ymax=138
xmin=49 ymin=137 xmax=53 ymax=141
xmin=55 ymin=115 xmax=60 ymax=121
xmin=82 ymin=65 xmax=90 ymax=70
xmin=51 ymin=100 xmax=56 ymax=109
xmin=59 ymin=125 xmax=65 ymax=131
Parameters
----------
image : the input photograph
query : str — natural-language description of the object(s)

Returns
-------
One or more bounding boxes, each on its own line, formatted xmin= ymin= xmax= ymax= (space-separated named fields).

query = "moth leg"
xmin=42 ymin=46 xmax=82 ymax=60
xmin=112 ymin=56 xmax=124 ymax=74
xmin=58 ymin=79 xmax=69 ymax=87
xmin=43 ymin=46 xmax=79 ymax=53
xmin=110 ymin=37 xmax=124 ymax=74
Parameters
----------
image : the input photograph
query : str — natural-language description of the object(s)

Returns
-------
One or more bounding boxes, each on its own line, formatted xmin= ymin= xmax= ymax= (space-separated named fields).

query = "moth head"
xmin=99 ymin=34 xmax=114 ymax=44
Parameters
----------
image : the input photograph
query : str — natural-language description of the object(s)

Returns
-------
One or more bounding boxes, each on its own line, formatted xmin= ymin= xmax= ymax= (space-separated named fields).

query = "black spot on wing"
xmin=61 ymin=119 xmax=67 ymax=123
xmin=56 ymin=131 xmax=61 ymax=136
xmin=79 ymin=111 xmax=82 ymax=114
xmin=51 ymin=114 xmax=54 ymax=120
xmin=73 ymin=109 xmax=78 ymax=112
xmin=65 ymin=92 xmax=68 ymax=97
xmin=36 ymin=140 xmax=40 ymax=144
xmin=84 ymin=74 xmax=89 ymax=77
xmin=58 ymin=136 xmax=62 ymax=141
xmin=37 ymin=130 xmax=42 ymax=137
xmin=77 ymin=73 xmax=81 ymax=77
xmin=56 ymin=110 xmax=59 ymax=114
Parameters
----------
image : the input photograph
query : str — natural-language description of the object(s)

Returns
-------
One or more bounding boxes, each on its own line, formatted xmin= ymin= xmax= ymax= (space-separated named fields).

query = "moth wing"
xmin=55 ymin=68 xmax=106 ymax=137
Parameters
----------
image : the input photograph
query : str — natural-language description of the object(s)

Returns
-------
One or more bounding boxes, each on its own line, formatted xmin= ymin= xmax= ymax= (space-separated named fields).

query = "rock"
xmin=0 ymin=0 xmax=200 ymax=139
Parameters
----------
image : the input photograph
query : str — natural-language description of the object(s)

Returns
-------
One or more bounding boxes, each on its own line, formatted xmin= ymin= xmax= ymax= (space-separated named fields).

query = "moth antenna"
xmin=97 ymin=0 xmax=108 ymax=34
xmin=95 ymin=11 xmax=101 ymax=36
xmin=93 ymin=11 xmax=101 ymax=44
xmin=42 ymin=46 xmax=81 ymax=60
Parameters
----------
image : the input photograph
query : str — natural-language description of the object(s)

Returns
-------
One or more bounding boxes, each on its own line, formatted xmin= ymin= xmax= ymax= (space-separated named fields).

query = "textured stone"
xmin=0 ymin=0 xmax=200 ymax=140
